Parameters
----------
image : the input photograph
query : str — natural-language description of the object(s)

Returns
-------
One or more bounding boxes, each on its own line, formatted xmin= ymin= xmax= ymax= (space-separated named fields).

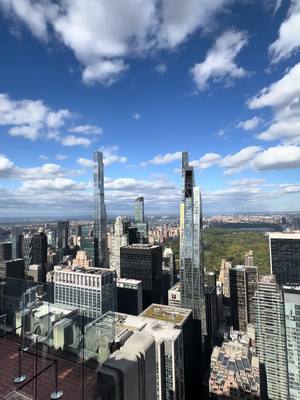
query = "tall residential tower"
xmin=93 ymin=151 xmax=108 ymax=268
xmin=180 ymin=151 xmax=205 ymax=329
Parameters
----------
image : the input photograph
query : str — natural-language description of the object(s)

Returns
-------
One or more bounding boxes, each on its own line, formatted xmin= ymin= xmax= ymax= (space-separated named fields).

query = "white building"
xmin=168 ymin=282 xmax=181 ymax=308
xmin=110 ymin=216 xmax=129 ymax=277
xmin=47 ymin=265 xmax=116 ymax=319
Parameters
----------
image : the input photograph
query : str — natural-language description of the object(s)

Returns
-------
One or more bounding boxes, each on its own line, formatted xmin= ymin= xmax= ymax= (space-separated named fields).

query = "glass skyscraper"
xmin=134 ymin=196 xmax=144 ymax=223
xmin=180 ymin=151 xmax=205 ymax=328
xmin=93 ymin=151 xmax=108 ymax=268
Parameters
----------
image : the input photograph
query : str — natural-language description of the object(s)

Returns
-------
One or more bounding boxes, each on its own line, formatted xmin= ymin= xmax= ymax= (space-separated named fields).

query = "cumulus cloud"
xmin=0 ymin=0 xmax=234 ymax=85
xmin=56 ymin=154 xmax=68 ymax=160
xmin=253 ymin=145 xmax=300 ymax=170
xmin=269 ymin=0 xmax=300 ymax=63
xmin=68 ymin=124 xmax=103 ymax=135
xmin=190 ymin=30 xmax=248 ymax=91
xmin=0 ymin=92 xmax=71 ymax=140
xmin=142 ymin=151 xmax=182 ymax=167
xmin=61 ymin=135 xmax=91 ymax=147
xmin=237 ymin=116 xmax=262 ymax=130
xmin=77 ymin=158 xmax=94 ymax=168
xmin=249 ymin=62 xmax=300 ymax=145
xmin=191 ymin=153 xmax=221 ymax=169
xmin=220 ymin=146 xmax=261 ymax=175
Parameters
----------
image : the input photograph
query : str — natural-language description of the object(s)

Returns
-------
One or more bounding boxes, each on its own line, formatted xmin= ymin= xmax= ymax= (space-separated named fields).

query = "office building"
xmin=219 ymin=259 xmax=231 ymax=300
xmin=11 ymin=227 xmax=23 ymax=259
xmin=254 ymin=276 xmax=289 ymax=400
xmin=0 ymin=258 xmax=25 ymax=279
xmin=47 ymin=265 xmax=116 ymax=319
xmin=229 ymin=265 xmax=258 ymax=331
xmin=28 ymin=264 xmax=42 ymax=282
xmin=180 ymin=151 xmax=205 ymax=327
xmin=162 ymin=248 xmax=176 ymax=304
xmin=31 ymin=230 xmax=48 ymax=280
xmin=168 ymin=282 xmax=181 ymax=308
xmin=120 ymin=244 xmax=162 ymax=309
xmin=68 ymin=250 xmax=93 ymax=268
xmin=283 ymin=285 xmax=300 ymax=400
xmin=76 ymin=225 xmax=83 ymax=237
xmin=105 ymin=309 xmax=186 ymax=400
xmin=205 ymin=272 xmax=219 ymax=347
xmin=141 ymin=304 xmax=194 ymax=400
xmin=134 ymin=196 xmax=144 ymax=223
xmin=269 ymin=232 xmax=300 ymax=285
xmin=0 ymin=242 xmax=12 ymax=261
xmin=245 ymin=250 xmax=254 ymax=267
xmin=116 ymin=277 xmax=143 ymax=315
xmin=98 ymin=328 xmax=156 ymax=400
xmin=110 ymin=216 xmax=129 ymax=277
xmin=93 ymin=151 xmax=108 ymax=267
xmin=56 ymin=220 xmax=69 ymax=260
xmin=209 ymin=335 xmax=261 ymax=399
xmin=81 ymin=236 xmax=98 ymax=267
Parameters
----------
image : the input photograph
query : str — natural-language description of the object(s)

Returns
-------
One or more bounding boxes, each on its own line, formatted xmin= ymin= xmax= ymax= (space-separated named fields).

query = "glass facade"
xmin=180 ymin=152 xmax=205 ymax=329
xmin=93 ymin=151 xmax=108 ymax=268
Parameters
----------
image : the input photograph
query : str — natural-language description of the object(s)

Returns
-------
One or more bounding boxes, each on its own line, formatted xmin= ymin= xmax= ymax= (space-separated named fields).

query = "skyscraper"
xmin=31 ymin=230 xmax=48 ymax=280
xmin=283 ymin=285 xmax=300 ymax=400
xmin=56 ymin=220 xmax=69 ymax=261
xmin=229 ymin=265 xmax=258 ymax=331
xmin=134 ymin=196 xmax=144 ymax=222
xmin=269 ymin=232 xmax=300 ymax=285
xmin=93 ymin=151 xmax=108 ymax=268
xmin=180 ymin=151 xmax=205 ymax=327
xmin=110 ymin=216 xmax=129 ymax=277
xmin=120 ymin=244 xmax=162 ymax=309
xmin=254 ymin=276 xmax=289 ymax=400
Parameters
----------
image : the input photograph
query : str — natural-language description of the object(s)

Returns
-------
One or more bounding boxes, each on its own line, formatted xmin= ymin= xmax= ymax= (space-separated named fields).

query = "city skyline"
xmin=1 ymin=1 xmax=300 ymax=216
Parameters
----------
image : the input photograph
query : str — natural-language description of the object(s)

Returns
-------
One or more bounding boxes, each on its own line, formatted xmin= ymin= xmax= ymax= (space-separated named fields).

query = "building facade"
xmin=47 ymin=266 xmax=116 ymax=319
xmin=179 ymin=152 xmax=205 ymax=328
xmin=116 ymin=277 xmax=143 ymax=315
xmin=93 ymin=151 xmax=108 ymax=268
xmin=110 ymin=216 xmax=129 ymax=277
xmin=229 ymin=265 xmax=258 ymax=331
xmin=120 ymin=244 xmax=162 ymax=309
xmin=254 ymin=276 xmax=289 ymax=400
xmin=283 ymin=286 xmax=300 ymax=400
xmin=269 ymin=232 xmax=300 ymax=285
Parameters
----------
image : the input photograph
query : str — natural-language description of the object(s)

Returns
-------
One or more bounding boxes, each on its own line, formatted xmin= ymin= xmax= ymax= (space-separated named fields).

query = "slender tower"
xmin=93 ymin=151 xmax=108 ymax=267
xmin=180 ymin=151 xmax=206 ymax=330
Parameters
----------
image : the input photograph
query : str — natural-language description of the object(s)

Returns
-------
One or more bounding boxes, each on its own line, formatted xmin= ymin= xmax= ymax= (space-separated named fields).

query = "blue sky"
xmin=0 ymin=0 xmax=300 ymax=216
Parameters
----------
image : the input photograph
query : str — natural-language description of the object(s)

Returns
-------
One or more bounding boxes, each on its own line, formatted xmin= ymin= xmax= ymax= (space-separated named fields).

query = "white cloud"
xmin=269 ymin=0 xmax=300 ymax=63
xmin=279 ymin=183 xmax=300 ymax=193
xmin=220 ymin=146 xmax=261 ymax=174
xmin=0 ymin=92 xmax=72 ymax=142
xmin=77 ymin=158 xmax=94 ymax=168
xmin=155 ymin=63 xmax=167 ymax=74
xmin=191 ymin=153 xmax=221 ymax=169
xmin=190 ymin=30 xmax=248 ymax=91
xmin=39 ymin=154 xmax=49 ymax=160
xmin=0 ymin=0 xmax=233 ymax=85
xmin=61 ymin=135 xmax=91 ymax=147
xmin=68 ymin=124 xmax=103 ymax=135
xmin=21 ymin=178 xmax=82 ymax=191
xmin=229 ymin=178 xmax=265 ymax=186
xmin=132 ymin=113 xmax=141 ymax=120
xmin=248 ymin=63 xmax=300 ymax=144
xmin=82 ymin=60 xmax=129 ymax=86
xmin=56 ymin=154 xmax=68 ymax=160
xmin=142 ymin=151 xmax=182 ymax=166
xmin=237 ymin=116 xmax=261 ymax=130
xmin=253 ymin=145 xmax=300 ymax=170
xmin=249 ymin=63 xmax=300 ymax=109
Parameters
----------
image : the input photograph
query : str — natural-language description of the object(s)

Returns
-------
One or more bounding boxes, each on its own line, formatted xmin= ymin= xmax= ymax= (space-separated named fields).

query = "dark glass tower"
xmin=93 ymin=151 xmax=108 ymax=268
xmin=134 ymin=196 xmax=144 ymax=222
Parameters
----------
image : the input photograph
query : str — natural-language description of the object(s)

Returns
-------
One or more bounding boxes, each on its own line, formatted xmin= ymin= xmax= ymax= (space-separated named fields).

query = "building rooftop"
xmin=269 ymin=232 xmax=300 ymax=239
xmin=141 ymin=303 xmax=191 ymax=325
xmin=117 ymin=277 xmax=142 ymax=285
xmin=52 ymin=265 xmax=113 ymax=275
xmin=122 ymin=244 xmax=160 ymax=249
xmin=232 ymin=265 xmax=258 ymax=271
